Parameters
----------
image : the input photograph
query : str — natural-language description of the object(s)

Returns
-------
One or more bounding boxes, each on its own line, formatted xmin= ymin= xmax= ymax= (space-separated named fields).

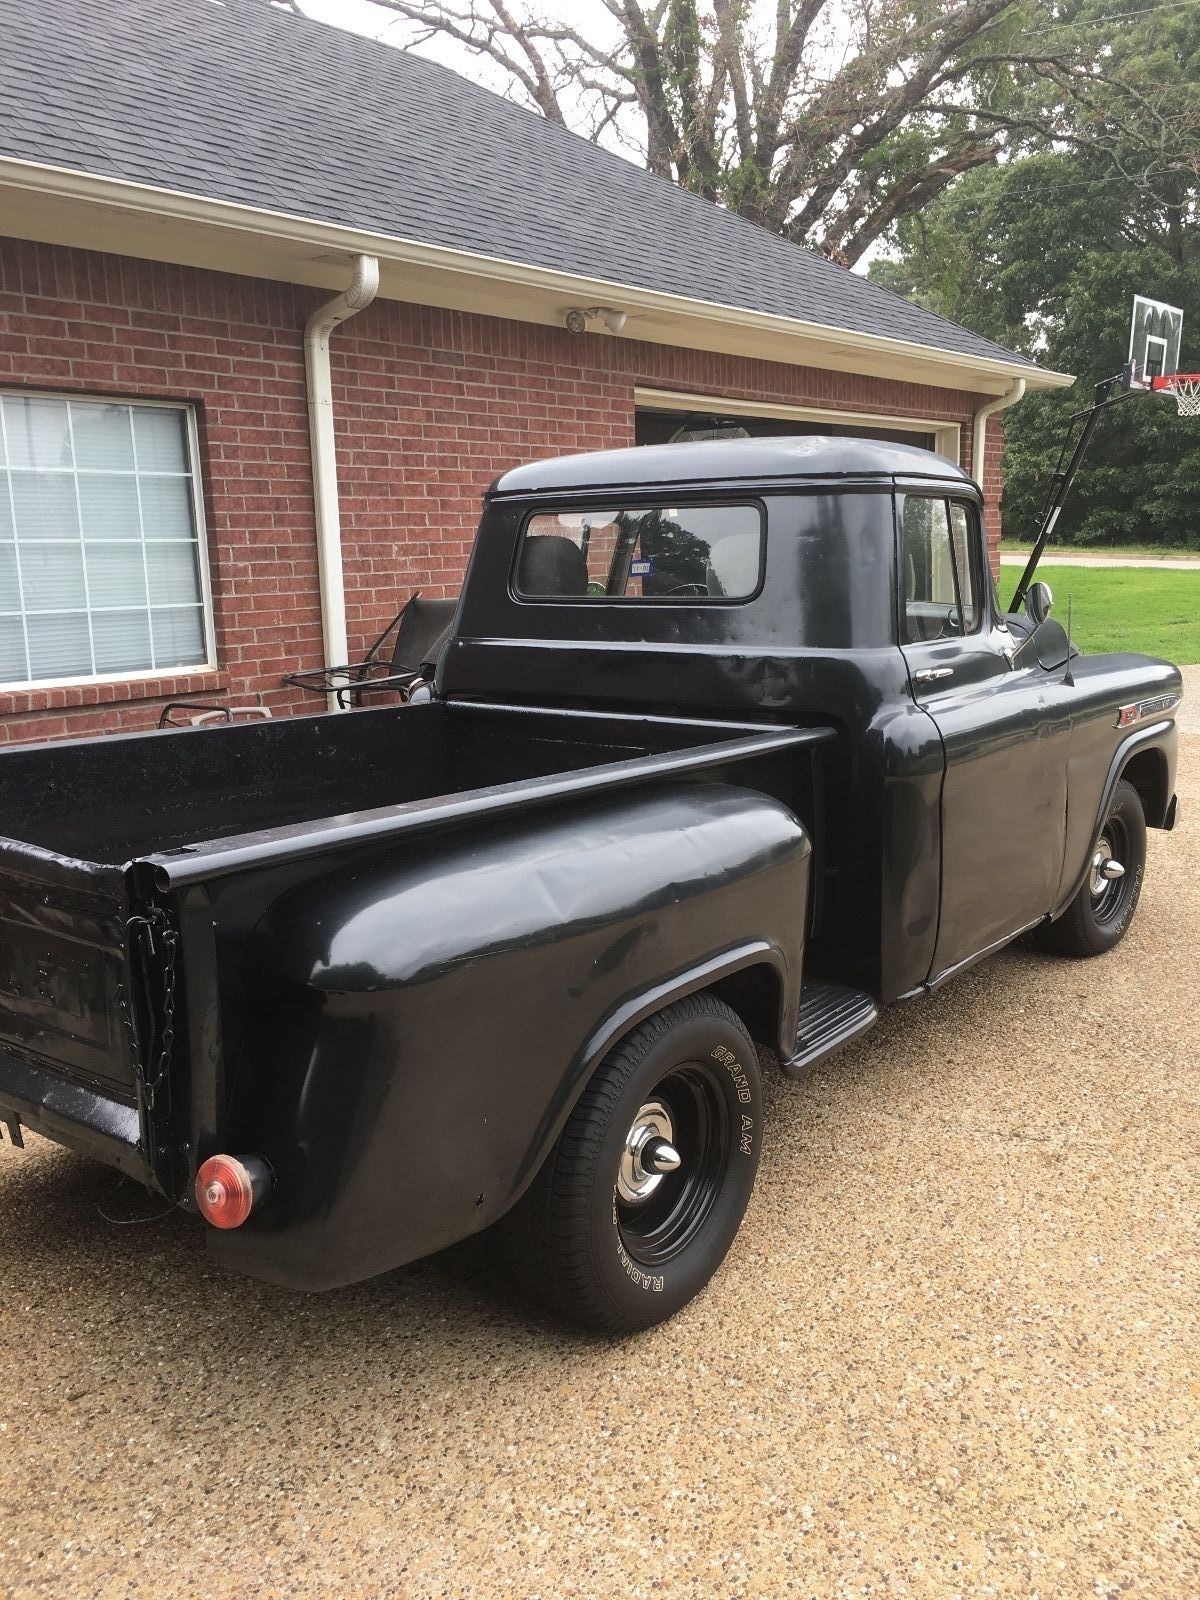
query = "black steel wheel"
xmin=1038 ymin=779 xmax=1147 ymax=958
xmin=503 ymin=994 xmax=762 ymax=1334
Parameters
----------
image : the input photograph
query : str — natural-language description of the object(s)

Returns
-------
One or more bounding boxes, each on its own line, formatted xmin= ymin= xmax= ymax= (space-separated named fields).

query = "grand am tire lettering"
xmin=710 ymin=1044 xmax=753 ymax=1103
xmin=712 ymin=1043 xmax=758 ymax=1151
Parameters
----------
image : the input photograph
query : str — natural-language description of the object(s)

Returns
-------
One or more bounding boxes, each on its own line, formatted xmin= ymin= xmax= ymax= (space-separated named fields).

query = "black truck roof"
xmin=491 ymin=435 xmax=973 ymax=496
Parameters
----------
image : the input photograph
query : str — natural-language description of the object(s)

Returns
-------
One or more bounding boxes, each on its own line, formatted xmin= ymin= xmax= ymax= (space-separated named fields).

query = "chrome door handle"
xmin=913 ymin=667 xmax=954 ymax=686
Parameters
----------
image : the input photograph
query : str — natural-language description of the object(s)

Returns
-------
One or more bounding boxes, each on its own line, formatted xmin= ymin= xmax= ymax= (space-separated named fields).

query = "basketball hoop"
xmin=1150 ymin=372 xmax=1200 ymax=417
xmin=1012 ymin=295 xmax=1191 ymax=614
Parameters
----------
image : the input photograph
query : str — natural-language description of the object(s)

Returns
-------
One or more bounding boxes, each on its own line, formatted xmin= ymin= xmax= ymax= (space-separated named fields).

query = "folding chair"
xmin=158 ymin=702 xmax=273 ymax=729
xmin=284 ymin=592 xmax=457 ymax=708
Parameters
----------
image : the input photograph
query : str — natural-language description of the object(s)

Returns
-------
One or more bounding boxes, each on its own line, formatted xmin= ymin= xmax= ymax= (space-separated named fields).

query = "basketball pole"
xmin=1009 ymin=366 xmax=1147 ymax=614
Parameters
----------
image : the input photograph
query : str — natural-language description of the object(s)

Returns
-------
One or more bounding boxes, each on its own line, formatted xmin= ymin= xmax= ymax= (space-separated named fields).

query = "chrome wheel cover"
xmin=617 ymin=1099 xmax=679 ymax=1205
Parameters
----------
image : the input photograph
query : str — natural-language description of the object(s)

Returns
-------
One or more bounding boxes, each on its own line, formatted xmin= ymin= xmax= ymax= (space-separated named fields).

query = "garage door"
xmin=634 ymin=389 xmax=954 ymax=457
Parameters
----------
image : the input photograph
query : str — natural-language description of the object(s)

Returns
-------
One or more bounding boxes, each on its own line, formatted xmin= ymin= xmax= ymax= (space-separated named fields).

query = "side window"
xmin=948 ymin=502 xmax=981 ymax=632
xmin=902 ymin=495 xmax=981 ymax=643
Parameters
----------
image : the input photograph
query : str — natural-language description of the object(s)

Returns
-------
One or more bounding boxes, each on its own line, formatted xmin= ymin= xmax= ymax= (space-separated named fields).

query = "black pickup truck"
xmin=0 ymin=437 xmax=1181 ymax=1333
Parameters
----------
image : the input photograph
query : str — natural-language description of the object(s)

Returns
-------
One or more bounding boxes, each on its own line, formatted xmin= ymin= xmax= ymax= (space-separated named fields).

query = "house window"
xmin=0 ymin=393 xmax=213 ymax=687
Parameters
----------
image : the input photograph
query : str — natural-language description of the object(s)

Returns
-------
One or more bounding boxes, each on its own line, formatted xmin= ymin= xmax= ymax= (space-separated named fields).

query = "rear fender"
xmin=211 ymin=782 xmax=810 ymax=1289
xmin=510 ymin=940 xmax=792 ymax=1201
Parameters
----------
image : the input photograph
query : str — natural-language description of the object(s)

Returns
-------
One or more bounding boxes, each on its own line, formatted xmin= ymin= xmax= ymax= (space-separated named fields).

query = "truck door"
xmin=898 ymin=490 xmax=1069 ymax=981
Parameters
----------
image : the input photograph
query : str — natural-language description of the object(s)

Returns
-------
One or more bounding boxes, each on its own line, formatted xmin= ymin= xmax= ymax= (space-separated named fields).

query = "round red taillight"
xmin=195 ymin=1154 xmax=269 ymax=1229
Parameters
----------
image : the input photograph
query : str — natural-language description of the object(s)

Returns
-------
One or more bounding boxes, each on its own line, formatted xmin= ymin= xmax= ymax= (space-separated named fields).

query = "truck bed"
xmin=0 ymin=701 xmax=820 ymax=885
xmin=0 ymin=702 xmax=827 ymax=1186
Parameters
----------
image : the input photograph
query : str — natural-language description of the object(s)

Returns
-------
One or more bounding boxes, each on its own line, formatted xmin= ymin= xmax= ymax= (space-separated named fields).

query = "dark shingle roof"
xmin=0 ymin=0 xmax=1042 ymax=374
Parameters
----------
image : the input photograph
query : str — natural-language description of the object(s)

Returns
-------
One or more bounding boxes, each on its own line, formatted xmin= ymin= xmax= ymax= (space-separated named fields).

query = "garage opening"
xmin=634 ymin=391 xmax=947 ymax=455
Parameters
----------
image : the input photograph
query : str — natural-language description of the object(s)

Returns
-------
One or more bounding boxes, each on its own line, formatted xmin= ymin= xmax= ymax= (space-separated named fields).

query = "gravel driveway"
xmin=1 ymin=718 xmax=1197 ymax=1600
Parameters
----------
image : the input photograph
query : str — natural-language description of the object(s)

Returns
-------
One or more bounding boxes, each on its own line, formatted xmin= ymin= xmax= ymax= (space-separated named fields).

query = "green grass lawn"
xmin=1028 ymin=564 xmax=1200 ymax=662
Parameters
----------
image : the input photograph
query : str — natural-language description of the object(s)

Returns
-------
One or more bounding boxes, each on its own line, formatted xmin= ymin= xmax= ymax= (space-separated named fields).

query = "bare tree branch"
xmin=368 ymin=0 xmax=1200 ymax=262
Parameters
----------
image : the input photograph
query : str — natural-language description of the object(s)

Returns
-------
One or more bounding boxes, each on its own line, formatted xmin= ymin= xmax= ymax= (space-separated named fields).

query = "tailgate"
xmin=0 ymin=847 xmax=160 ymax=1184
xmin=0 ymin=866 xmax=135 ymax=1092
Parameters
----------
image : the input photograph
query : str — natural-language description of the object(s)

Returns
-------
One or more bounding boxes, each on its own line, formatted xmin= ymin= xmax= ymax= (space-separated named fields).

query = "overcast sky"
xmin=291 ymin=0 xmax=882 ymax=271
xmin=294 ymin=0 xmax=630 ymax=140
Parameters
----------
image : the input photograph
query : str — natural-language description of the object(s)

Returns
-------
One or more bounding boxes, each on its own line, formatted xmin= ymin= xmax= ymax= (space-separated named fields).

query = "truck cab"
xmin=447 ymin=435 xmax=1180 ymax=1000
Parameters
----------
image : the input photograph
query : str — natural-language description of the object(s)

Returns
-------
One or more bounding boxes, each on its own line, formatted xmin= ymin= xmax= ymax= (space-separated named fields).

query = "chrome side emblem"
xmin=1117 ymin=692 xmax=1180 ymax=729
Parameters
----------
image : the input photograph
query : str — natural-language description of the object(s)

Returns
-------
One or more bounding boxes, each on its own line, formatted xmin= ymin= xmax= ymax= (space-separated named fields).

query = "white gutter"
xmin=0 ymin=157 xmax=1076 ymax=394
xmin=304 ymin=253 xmax=380 ymax=705
xmin=972 ymin=377 xmax=1026 ymax=485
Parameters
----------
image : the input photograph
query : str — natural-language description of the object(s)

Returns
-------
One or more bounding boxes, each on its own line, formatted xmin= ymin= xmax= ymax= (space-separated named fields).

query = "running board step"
xmin=782 ymin=981 xmax=878 ymax=1079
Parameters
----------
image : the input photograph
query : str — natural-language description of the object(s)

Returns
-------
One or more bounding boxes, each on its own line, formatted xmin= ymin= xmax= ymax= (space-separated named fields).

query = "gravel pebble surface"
xmin=2 ymin=704 xmax=1198 ymax=1600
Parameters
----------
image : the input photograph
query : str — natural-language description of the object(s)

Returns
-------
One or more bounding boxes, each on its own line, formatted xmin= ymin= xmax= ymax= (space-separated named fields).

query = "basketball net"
xmin=1150 ymin=373 xmax=1200 ymax=417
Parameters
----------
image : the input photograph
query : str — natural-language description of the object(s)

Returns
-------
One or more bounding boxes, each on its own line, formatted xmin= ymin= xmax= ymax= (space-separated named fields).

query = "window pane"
xmin=0 ymin=544 xmax=18 ymax=611
xmin=27 ymin=613 xmax=92 ymax=680
xmin=71 ymin=402 xmax=135 ymax=471
xmin=139 ymin=476 xmax=195 ymax=540
xmin=903 ymin=497 xmax=960 ymax=643
xmin=0 ymin=393 xmax=208 ymax=685
xmin=151 ymin=606 xmax=205 ymax=667
xmin=3 ymin=396 xmax=73 ymax=470
xmin=0 ymin=615 xmax=27 ymax=682
xmin=19 ymin=543 xmax=86 ymax=612
xmin=515 ymin=503 xmax=763 ymax=600
xmin=948 ymin=502 xmax=980 ymax=632
xmin=93 ymin=610 xmax=153 ymax=674
xmin=78 ymin=473 xmax=140 ymax=540
xmin=10 ymin=472 xmax=80 ymax=540
xmin=85 ymin=543 xmax=148 ymax=609
xmin=146 ymin=542 xmax=201 ymax=605
xmin=133 ymin=408 xmax=188 ymax=473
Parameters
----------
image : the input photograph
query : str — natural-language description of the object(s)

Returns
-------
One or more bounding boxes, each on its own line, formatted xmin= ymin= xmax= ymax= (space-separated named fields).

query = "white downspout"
xmin=971 ymin=376 xmax=1026 ymax=486
xmin=304 ymin=253 xmax=380 ymax=706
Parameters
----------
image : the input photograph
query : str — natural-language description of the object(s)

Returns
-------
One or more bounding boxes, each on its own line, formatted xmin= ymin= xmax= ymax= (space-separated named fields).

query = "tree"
xmin=874 ymin=157 xmax=1200 ymax=548
xmin=371 ymin=0 xmax=1191 ymax=266
xmin=873 ymin=2 xmax=1200 ymax=548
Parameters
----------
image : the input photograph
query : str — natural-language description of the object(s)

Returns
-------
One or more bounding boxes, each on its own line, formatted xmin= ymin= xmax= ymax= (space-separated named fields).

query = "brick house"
xmin=0 ymin=0 xmax=1069 ymax=745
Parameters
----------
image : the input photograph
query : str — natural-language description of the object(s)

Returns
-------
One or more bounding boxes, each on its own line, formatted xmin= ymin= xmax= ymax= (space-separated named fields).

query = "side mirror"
xmin=1025 ymin=580 xmax=1054 ymax=625
xmin=1011 ymin=615 xmax=1071 ymax=671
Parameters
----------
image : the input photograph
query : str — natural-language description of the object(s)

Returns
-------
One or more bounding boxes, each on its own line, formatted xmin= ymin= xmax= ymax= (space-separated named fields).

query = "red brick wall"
xmin=979 ymin=412 xmax=1004 ymax=573
xmin=0 ymin=238 xmax=1002 ymax=744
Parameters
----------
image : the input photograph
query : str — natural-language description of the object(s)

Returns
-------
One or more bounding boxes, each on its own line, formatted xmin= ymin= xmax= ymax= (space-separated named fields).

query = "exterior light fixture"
xmin=564 ymin=306 xmax=628 ymax=335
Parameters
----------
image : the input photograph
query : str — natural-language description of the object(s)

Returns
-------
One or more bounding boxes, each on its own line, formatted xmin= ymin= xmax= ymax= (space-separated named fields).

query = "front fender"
xmin=213 ymin=782 xmax=810 ymax=1289
xmin=1056 ymin=713 xmax=1177 ymax=915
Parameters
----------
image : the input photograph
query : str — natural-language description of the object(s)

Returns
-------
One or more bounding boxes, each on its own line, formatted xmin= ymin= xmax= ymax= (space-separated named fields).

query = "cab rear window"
xmin=513 ymin=503 xmax=764 ymax=601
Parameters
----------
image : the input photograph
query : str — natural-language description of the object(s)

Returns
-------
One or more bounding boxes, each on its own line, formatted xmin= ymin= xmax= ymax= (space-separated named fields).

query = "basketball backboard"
xmin=1129 ymin=295 xmax=1183 ymax=384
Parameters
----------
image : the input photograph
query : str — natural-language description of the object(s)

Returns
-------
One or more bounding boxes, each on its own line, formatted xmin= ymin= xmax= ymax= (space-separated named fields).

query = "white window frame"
xmin=0 ymin=390 xmax=218 ymax=691
xmin=634 ymin=386 xmax=962 ymax=464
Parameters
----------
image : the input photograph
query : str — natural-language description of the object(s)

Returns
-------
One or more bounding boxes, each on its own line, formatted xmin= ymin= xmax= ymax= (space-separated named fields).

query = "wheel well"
xmin=707 ymin=962 xmax=785 ymax=1053
xmin=1120 ymin=747 xmax=1169 ymax=827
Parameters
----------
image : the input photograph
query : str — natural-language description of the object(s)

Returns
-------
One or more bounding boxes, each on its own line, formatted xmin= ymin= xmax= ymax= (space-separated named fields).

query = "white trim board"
xmin=634 ymin=386 xmax=962 ymax=463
